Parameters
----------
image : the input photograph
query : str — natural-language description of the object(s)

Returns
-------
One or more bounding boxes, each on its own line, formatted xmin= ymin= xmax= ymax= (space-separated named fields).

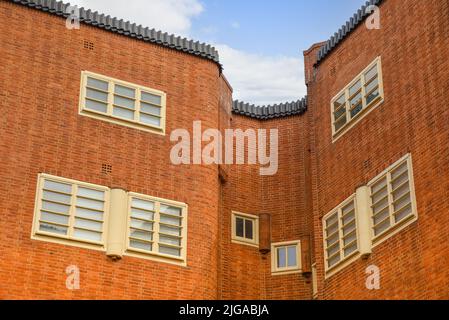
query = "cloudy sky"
xmin=71 ymin=0 xmax=364 ymax=105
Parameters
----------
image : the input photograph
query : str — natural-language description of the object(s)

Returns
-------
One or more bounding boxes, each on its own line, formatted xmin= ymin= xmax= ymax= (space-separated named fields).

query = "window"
xmin=323 ymin=196 xmax=359 ymax=273
xmin=331 ymin=57 xmax=384 ymax=139
xmin=79 ymin=71 xmax=166 ymax=134
xmin=127 ymin=193 xmax=187 ymax=264
xmin=32 ymin=174 xmax=109 ymax=248
xmin=231 ymin=212 xmax=259 ymax=247
xmin=368 ymin=154 xmax=417 ymax=245
xmin=271 ymin=240 xmax=301 ymax=275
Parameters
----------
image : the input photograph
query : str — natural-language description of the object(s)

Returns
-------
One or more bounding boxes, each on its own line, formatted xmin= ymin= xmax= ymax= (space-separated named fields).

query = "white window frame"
xmin=368 ymin=154 xmax=418 ymax=247
xmin=31 ymin=173 xmax=110 ymax=251
xmin=125 ymin=192 xmax=188 ymax=266
xmin=330 ymin=56 xmax=384 ymax=142
xmin=79 ymin=71 xmax=167 ymax=135
xmin=231 ymin=212 xmax=259 ymax=247
xmin=322 ymin=195 xmax=361 ymax=278
xmin=271 ymin=240 xmax=302 ymax=275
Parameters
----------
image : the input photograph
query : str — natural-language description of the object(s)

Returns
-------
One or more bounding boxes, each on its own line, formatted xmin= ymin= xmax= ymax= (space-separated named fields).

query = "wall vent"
xmin=83 ymin=40 xmax=94 ymax=50
xmin=102 ymin=164 xmax=112 ymax=174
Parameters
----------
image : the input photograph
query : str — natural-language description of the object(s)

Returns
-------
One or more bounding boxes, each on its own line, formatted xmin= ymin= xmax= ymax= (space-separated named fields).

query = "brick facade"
xmin=0 ymin=0 xmax=448 ymax=300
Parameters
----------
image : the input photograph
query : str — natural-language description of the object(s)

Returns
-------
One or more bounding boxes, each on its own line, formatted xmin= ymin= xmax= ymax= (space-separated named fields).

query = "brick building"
xmin=0 ymin=0 xmax=448 ymax=299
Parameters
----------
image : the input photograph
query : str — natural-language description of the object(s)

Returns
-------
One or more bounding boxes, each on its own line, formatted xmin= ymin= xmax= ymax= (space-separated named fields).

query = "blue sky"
xmin=72 ymin=0 xmax=365 ymax=105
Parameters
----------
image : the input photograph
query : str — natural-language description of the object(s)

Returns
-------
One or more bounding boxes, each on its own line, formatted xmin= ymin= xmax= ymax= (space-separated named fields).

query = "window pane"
xmin=87 ymin=77 xmax=108 ymax=91
xmin=160 ymin=214 xmax=181 ymax=226
xmin=113 ymin=106 xmax=134 ymax=120
xmin=328 ymin=254 xmax=341 ymax=268
xmin=130 ymin=219 xmax=153 ymax=231
xmin=76 ymin=197 xmax=104 ymax=211
xmin=344 ymin=243 xmax=358 ymax=257
xmin=374 ymin=219 xmax=391 ymax=236
xmin=245 ymin=219 xmax=253 ymax=239
xmin=395 ymin=204 xmax=412 ymax=223
xmin=44 ymin=180 xmax=72 ymax=194
xmin=366 ymin=89 xmax=380 ymax=105
xmin=365 ymin=77 xmax=379 ymax=94
xmin=159 ymin=235 xmax=181 ymax=246
xmin=373 ymin=207 xmax=389 ymax=226
xmin=160 ymin=224 xmax=181 ymax=236
xmin=114 ymin=96 xmax=135 ymax=109
xmin=86 ymin=88 xmax=108 ymax=102
xmin=131 ymin=208 xmax=154 ymax=221
xmin=130 ymin=229 xmax=152 ymax=241
xmin=85 ymin=99 xmax=108 ymax=113
xmin=130 ymin=240 xmax=152 ymax=251
xmin=43 ymin=190 xmax=71 ymax=205
xmin=159 ymin=246 xmax=180 ymax=257
xmin=42 ymin=201 xmax=70 ymax=214
xmin=75 ymin=207 xmax=103 ymax=222
xmin=349 ymin=80 xmax=362 ymax=97
xmin=130 ymin=240 xmax=152 ymax=252
xmin=115 ymin=85 xmax=135 ymax=98
xmin=73 ymin=229 xmax=102 ymax=242
xmin=74 ymin=218 xmax=103 ymax=232
xmin=160 ymin=205 xmax=181 ymax=216
xmin=141 ymin=102 xmax=161 ymax=116
xmin=277 ymin=248 xmax=286 ymax=268
xmin=140 ymin=113 xmax=161 ymax=127
xmin=141 ymin=92 xmax=162 ymax=105
xmin=235 ymin=217 xmax=244 ymax=237
xmin=40 ymin=212 xmax=70 ymax=225
xmin=77 ymin=187 xmax=104 ymax=201
xmin=132 ymin=199 xmax=155 ymax=211
xmin=287 ymin=246 xmax=297 ymax=267
xmin=39 ymin=222 xmax=68 ymax=235
xmin=365 ymin=65 xmax=378 ymax=82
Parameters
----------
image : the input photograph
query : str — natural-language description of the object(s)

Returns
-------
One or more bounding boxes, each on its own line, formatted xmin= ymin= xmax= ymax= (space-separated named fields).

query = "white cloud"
xmin=217 ymin=45 xmax=306 ymax=105
xmin=70 ymin=0 xmax=203 ymax=36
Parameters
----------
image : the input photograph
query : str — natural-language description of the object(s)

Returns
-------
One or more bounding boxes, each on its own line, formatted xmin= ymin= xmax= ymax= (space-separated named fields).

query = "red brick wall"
xmin=0 ymin=2 xmax=225 ymax=299
xmin=306 ymin=0 xmax=449 ymax=299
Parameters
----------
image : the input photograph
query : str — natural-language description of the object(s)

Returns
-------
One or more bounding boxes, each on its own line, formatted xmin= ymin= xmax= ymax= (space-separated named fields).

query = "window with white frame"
xmin=368 ymin=155 xmax=417 ymax=243
xmin=331 ymin=57 xmax=383 ymax=137
xmin=79 ymin=71 xmax=166 ymax=134
xmin=231 ymin=212 xmax=259 ymax=246
xmin=323 ymin=196 xmax=359 ymax=272
xmin=127 ymin=193 xmax=187 ymax=261
xmin=271 ymin=241 xmax=301 ymax=275
xmin=33 ymin=174 xmax=109 ymax=246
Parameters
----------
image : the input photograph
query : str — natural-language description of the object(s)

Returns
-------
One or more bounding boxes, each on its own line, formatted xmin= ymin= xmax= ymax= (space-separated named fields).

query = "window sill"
xmin=231 ymin=238 xmax=259 ymax=248
xmin=124 ymin=249 xmax=187 ymax=267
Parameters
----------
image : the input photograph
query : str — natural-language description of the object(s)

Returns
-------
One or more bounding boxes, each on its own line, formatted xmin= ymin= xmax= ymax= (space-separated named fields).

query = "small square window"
xmin=271 ymin=241 xmax=301 ymax=275
xmin=231 ymin=212 xmax=259 ymax=247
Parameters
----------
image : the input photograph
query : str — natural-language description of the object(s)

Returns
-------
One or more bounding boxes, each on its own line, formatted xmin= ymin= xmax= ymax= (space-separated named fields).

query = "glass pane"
xmin=235 ymin=217 xmax=244 ymax=237
xmin=86 ymin=88 xmax=108 ymax=102
xmin=342 ymin=212 xmax=355 ymax=226
xmin=159 ymin=235 xmax=181 ymax=246
xmin=130 ymin=229 xmax=152 ymax=241
xmin=372 ymin=178 xmax=388 ymax=194
xmin=40 ymin=211 xmax=70 ymax=225
xmin=76 ymin=207 xmax=103 ymax=221
xmin=343 ymin=221 xmax=356 ymax=236
xmin=160 ymin=224 xmax=181 ymax=236
xmin=132 ymin=199 xmax=155 ymax=211
xmin=77 ymin=187 xmax=104 ymax=201
xmin=343 ymin=232 xmax=357 ymax=246
xmin=245 ymin=219 xmax=253 ymax=239
xmin=374 ymin=219 xmax=391 ymax=236
xmin=327 ymin=243 xmax=340 ymax=257
xmin=342 ymin=202 xmax=354 ymax=215
xmin=365 ymin=77 xmax=378 ymax=94
xmin=141 ymin=92 xmax=162 ymax=105
xmin=131 ymin=208 xmax=154 ymax=221
xmin=393 ymin=194 xmax=411 ymax=212
xmin=277 ymin=248 xmax=286 ymax=268
xmin=114 ymin=96 xmax=135 ymax=109
xmin=130 ymin=219 xmax=153 ymax=231
xmin=76 ymin=197 xmax=104 ymax=211
xmin=395 ymin=204 xmax=412 ymax=223
xmin=328 ymin=255 xmax=341 ymax=268
xmin=335 ymin=116 xmax=347 ymax=132
xmin=160 ymin=214 xmax=181 ymax=226
xmin=391 ymin=172 xmax=409 ymax=191
xmin=333 ymin=94 xmax=346 ymax=111
xmin=160 ymin=205 xmax=181 ymax=216
xmin=115 ymin=85 xmax=135 ymax=98
xmin=365 ymin=65 xmax=378 ymax=82
xmin=75 ymin=218 xmax=103 ymax=232
xmin=113 ymin=107 xmax=134 ymax=120
xmin=87 ymin=77 xmax=108 ymax=91
xmin=372 ymin=196 xmax=389 ymax=215
xmin=344 ymin=243 xmax=358 ymax=257
xmin=130 ymin=240 xmax=152 ymax=252
xmin=42 ymin=201 xmax=70 ymax=214
xmin=326 ymin=213 xmax=338 ymax=227
xmin=391 ymin=162 xmax=408 ymax=180
xmin=392 ymin=182 xmax=410 ymax=200
xmin=140 ymin=113 xmax=161 ymax=127
xmin=73 ymin=229 xmax=102 ymax=242
xmin=287 ymin=246 xmax=297 ymax=267
xmin=159 ymin=246 xmax=180 ymax=257
xmin=44 ymin=180 xmax=72 ymax=194
xmin=327 ymin=233 xmax=339 ymax=247
xmin=43 ymin=190 xmax=71 ymax=204
xmin=85 ymin=99 xmax=108 ymax=113
xmin=349 ymin=80 xmax=362 ymax=97
xmin=372 ymin=185 xmax=388 ymax=204
xmin=366 ymin=89 xmax=380 ymax=105
xmin=373 ymin=207 xmax=390 ymax=226
xmin=141 ymin=102 xmax=161 ymax=116
xmin=39 ymin=222 xmax=68 ymax=235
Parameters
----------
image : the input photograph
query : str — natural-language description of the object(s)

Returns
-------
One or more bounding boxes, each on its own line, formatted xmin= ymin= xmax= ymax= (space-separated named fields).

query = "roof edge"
xmin=232 ymin=97 xmax=308 ymax=120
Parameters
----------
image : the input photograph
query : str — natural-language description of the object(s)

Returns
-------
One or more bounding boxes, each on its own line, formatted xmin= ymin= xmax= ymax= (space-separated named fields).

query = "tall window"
xmin=331 ymin=57 xmax=384 ymax=138
xmin=368 ymin=154 xmax=417 ymax=244
xmin=33 ymin=174 xmax=109 ymax=247
xmin=323 ymin=196 xmax=359 ymax=272
xmin=127 ymin=193 xmax=187 ymax=262
xmin=231 ymin=212 xmax=259 ymax=247
xmin=271 ymin=241 xmax=301 ymax=275
xmin=79 ymin=71 xmax=166 ymax=134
